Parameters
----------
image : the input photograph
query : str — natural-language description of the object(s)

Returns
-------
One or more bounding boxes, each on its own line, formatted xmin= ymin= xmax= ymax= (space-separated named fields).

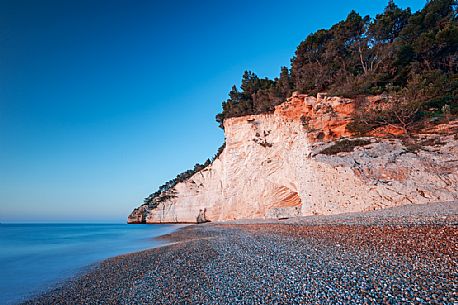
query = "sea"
xmin=0 ymin=223 xmax=182 ymax=305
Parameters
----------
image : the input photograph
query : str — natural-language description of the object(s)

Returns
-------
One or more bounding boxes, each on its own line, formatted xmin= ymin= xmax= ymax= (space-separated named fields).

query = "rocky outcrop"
xmin=128 ymin=94 xmax=458 ymax=223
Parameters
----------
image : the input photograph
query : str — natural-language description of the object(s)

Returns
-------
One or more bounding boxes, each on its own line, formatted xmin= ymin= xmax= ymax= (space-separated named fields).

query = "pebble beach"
xmin=24 ymin=202 xmax=457 ymax=305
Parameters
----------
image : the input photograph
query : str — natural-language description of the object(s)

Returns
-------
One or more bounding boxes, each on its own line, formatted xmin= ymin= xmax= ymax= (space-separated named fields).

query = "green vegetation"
xmin=143 ymin=160 xmax=210 ymax=206
xmin=143 ymin=142 xmax=226 ymax=206
xmin=215 ymin=68 xmax=292 ymax=128
xmin=216 ymin=0 xmax=458 ymax=131
xmin=319 ymin=139 xmax=372 ymax=155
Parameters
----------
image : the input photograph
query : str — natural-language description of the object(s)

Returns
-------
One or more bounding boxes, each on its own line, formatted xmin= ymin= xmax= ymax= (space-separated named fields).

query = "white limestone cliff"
xmin=128 ymin=94 xmax=458 ymax=223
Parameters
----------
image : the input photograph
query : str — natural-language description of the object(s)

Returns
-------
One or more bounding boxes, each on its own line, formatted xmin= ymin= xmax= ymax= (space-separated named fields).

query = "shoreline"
xmin=23 ymin=202 xmax=457 ymax=304
xmin=6 ymin=224 xmax=183 ymax=305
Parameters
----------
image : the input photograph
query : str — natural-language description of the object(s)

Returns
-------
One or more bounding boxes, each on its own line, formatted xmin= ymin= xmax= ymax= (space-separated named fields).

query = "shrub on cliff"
xmin=144 ymin=143 xmax=226 ymax=206
xmin=319 ymin=139 xmax=372 ymax=155
xmin=348 ymin=70 xmax=458 ymax=134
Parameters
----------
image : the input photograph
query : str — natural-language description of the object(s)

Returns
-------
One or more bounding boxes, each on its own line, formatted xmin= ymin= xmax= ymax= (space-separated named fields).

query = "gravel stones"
xmin=24 ymin=215 xmax=457 ymax=304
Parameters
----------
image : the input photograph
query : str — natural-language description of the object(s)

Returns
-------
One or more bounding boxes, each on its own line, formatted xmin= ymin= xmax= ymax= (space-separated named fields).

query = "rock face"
xmin=128 ymin=94 xmax=458 ymax=223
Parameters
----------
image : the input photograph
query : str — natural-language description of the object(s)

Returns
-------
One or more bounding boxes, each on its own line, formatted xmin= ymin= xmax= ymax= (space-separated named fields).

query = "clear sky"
xmin=0 ymin=0 xmax=426 ymax=223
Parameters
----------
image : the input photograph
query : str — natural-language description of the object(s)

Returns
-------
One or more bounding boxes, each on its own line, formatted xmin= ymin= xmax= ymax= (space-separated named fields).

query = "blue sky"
xmin=0 ymin=0 xmax=425 ymax=222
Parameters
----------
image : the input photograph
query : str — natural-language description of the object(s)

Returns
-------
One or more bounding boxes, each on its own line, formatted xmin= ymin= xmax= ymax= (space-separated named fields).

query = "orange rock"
xmin=369 ymin=125 xmax=406 ymax=137
xmin=274 ymin=93 xmax=358 ymax=142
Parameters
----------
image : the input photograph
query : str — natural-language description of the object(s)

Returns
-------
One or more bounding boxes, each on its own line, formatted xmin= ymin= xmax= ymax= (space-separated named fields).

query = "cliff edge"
xmin=128 ymin=94 xmax=458 ymax=223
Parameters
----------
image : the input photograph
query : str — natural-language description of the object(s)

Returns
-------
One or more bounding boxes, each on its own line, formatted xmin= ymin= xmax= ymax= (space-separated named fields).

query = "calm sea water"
xmin=0 ymin=223 xmax=182 ymax=304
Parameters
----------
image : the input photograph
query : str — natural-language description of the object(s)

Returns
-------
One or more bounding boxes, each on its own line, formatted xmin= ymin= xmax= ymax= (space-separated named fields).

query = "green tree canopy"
xmin=216 ymin=0 xmax=457 ymax=129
